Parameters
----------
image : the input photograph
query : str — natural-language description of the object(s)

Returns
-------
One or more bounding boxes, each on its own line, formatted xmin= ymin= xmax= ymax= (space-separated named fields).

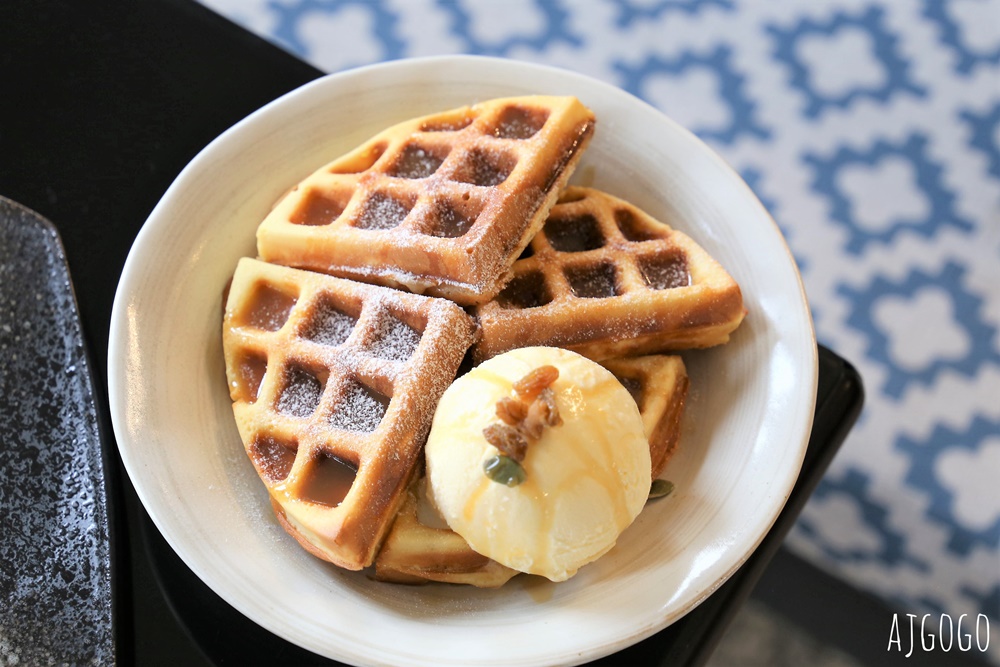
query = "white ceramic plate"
xmin=108 ymin=56 xmax=816 ymax=667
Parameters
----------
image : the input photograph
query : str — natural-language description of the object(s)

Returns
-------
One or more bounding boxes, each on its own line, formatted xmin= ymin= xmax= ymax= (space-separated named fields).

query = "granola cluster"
xmin=482 ymin=365 xmax=564 ymax=485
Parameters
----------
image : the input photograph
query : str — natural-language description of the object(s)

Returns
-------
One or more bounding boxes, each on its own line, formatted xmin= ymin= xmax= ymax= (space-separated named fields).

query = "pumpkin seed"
xmin=483 ymin=454 xmax=526 ymax=487
xmin=648 ymin=479 xmax=674 ymax=500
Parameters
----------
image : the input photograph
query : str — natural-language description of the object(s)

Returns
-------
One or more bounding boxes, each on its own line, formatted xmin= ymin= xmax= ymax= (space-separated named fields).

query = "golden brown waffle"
xmin=256 ymin=96 xmax=595 ymax=306
xmin=222 ymin=258 xmax=477 ymax=570
xmin=601 ymin=355 xmax=688 ymax=478
xmin=472 ymin=187 xmax=746 ymax=362
xmin=373 ymin=354 xmax=688 ymax=587
xmin=372 ymin=473 xmax=520 ymax=588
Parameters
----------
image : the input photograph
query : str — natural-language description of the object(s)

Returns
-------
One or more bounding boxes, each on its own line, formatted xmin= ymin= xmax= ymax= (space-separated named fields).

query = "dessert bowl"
xmin=108 ymin=55 xmax=816 ymax=666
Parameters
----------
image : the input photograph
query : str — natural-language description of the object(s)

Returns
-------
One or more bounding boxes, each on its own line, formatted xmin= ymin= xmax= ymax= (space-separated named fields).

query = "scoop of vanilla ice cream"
xmin=424 ymin=346 xmax=651 ymax=582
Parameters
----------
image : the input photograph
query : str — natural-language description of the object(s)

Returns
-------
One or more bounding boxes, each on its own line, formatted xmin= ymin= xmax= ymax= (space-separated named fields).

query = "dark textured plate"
xmin=0 ymin=196 xmax=116 ymax=665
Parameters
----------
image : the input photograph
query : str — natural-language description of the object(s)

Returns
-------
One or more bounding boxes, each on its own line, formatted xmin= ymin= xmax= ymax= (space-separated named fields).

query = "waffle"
xmin=371 ymin=472 xmax=520 ymax=588
xmin=601 ymin=355 xmax=688 ymax=478
xmin=222 ymin=257 xmax=477 ymax=570
xmin=472 ymin=187 xmax=746 ymax=362
xmin=256 ymin=96 xmax=595 ymax=306
xmin=373 ymin=354 xmax=689 ymax=587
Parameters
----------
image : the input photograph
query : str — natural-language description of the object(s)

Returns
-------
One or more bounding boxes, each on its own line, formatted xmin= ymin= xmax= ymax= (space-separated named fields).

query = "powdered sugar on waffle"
xmin=364 ymin=307 xmax=422 ymax=362
xmin=256 ymin=96 xmax=596 ymax=305
xmin=276 ymin=367 xmax=323 ymax=418
xmin=303 ymin=301 xmax=357 ymax=347
xmin=356 ymin=192 xmax=411 ymax=231
xmin=328 ymin=381 xmax=388 ymax=433
xmin=223 ymin=258 xmax=478 ymax=568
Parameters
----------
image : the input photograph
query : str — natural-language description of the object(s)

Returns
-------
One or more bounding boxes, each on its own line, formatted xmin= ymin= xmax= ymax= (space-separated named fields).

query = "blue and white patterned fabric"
xmin=198 ymin=0 xmax=999 ymax=660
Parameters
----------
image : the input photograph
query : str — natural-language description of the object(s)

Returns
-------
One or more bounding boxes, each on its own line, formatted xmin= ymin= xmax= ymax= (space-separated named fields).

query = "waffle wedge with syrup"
xmin=222 ymin=258 xmax=476 ymax=570
xmin=256 ymin=96 xmax=595 ymax=306
xmin=373 ymin=354 xmax=689 ymax=587
xmin=472 ymin=187 xmax=746 ymax=362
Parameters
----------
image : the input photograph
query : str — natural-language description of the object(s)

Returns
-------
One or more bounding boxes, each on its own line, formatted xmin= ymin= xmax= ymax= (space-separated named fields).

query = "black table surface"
xmin=0 ymin=1 xmax=863 ymax=665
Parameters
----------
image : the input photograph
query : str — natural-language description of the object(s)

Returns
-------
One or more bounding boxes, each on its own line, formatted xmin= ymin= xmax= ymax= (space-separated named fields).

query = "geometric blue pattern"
xmin=961 ymin=584 xmax=1000 ymax=627
xmin=923 ymin=0 xmax=1000 ymax=75
xmin=739 ymin=167 xmax=779 ymax=218
xmin=805 ymin=134 xmax=975 ymax=255
xmin=739 ymin=167 xmax=810 ymax=274
xmin=607 ymin=0 xmax=734 ymax=28
xmin=269 ymin=0 xmax=406 ymax=64
xmin=838 ymin=261 xmax=1000 ymax=400
xmin=961 ymin=101 xmax=1000 ymax=179
xmin=190 ymin=1 xmax=1000 ymax=660
xmin=767 ymin=6 xmax=926 ymax=119
xmin=897 ymin=415 xmax=1000 ymax=557
xmin=613 ymin=45 xmax=771 ymax=145
xmin=439 ymin=0 xmax=582 ymax=55
xmin=798 ymin=467 xmax=929 ymax=570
